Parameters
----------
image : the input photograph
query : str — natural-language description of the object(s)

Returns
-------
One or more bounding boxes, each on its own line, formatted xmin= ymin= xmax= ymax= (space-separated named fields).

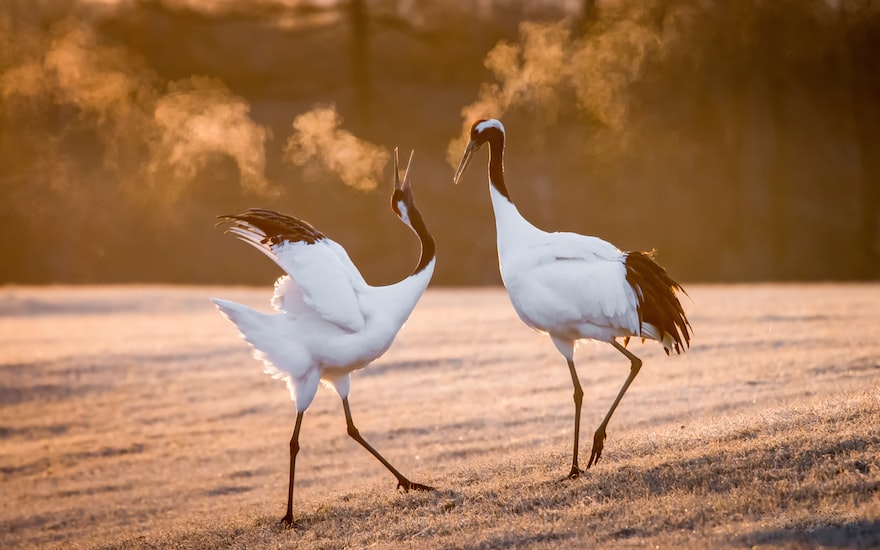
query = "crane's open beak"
xmin=453 ymin=140 xmax=478 ymax=185
xmin=394 ymin=148 xmax=414 ymax=192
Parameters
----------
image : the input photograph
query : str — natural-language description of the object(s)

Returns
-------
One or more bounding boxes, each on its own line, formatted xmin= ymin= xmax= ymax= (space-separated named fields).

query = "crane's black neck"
xmin=485 ymin=130 xmax=511 ymax=202
xmin=407 ymin=205 xmax=435 ymax=275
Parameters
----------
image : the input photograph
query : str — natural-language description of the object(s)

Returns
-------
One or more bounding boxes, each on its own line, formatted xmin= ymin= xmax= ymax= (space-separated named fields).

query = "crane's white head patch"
xmin=395 ymin=201 xmax=411 ymax=226
xmin=475 ymin=118 xmax=505 ymax=137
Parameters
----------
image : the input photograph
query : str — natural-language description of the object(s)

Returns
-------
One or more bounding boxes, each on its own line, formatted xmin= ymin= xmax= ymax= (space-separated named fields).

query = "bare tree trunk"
xmin=578 ymin=0 xmax=598 ymax=34
xmin=348 ymin=0 xmax=372 ymax=129
xmin=765 ymin=69 xmax=789 ymax=277
xmin=844 ymin=9 xmax=880 ymax=278
xmin=715 ymin=3 xmax=753 ymax=280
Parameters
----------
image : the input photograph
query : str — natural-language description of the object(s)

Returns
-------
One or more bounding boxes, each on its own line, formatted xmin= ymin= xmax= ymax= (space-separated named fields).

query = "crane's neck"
xmin=486 ymin=135 xmax=543 ymax=257
xmin=486 ymin=133 xmax=511 ymax=201
xmin=407 ymin=204 xmax=436 ymax=277
xmin=377 ymin=203 xmax=436 ymax=327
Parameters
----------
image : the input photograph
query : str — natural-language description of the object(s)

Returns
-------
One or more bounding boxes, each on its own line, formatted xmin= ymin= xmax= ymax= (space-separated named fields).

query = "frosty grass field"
xmin=1 ymin=284 xmax=878 ymax=548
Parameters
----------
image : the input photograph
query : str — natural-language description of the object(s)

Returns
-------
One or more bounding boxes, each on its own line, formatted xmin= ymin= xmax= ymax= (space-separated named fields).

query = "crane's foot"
xmin=397 ymin=479 xmax=435 ymax=492
xmin=280 ymin=512 xmax=294 ymax=526
xmin=565 ymin=465 xmax=585 ymax=480
xmin=587 ymin=428 xmax=607 ymax=469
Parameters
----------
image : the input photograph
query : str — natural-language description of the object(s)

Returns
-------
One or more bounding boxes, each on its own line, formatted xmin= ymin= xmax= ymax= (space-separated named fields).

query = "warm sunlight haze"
xmin=1 ymin=0 xmax=879 ymax=548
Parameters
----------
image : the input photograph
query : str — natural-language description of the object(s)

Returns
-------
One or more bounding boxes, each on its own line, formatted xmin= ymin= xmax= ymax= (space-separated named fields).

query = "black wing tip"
xmin=214 ymin=208 xmax=325 ymax=245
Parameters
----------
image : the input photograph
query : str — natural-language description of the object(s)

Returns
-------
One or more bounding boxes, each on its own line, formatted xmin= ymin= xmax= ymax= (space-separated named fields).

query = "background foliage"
xmin=1 ymin=0 xmax=878 ymax=285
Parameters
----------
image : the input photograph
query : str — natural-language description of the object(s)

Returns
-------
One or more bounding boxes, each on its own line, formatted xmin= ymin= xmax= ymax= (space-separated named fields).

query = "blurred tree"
xmin=348 ymin=0 xmax=373 ymax=128
xmin=1 ymin=0 xmax=879 ymax=284
xmin=841 ymin=0 xmax=880 ymax=278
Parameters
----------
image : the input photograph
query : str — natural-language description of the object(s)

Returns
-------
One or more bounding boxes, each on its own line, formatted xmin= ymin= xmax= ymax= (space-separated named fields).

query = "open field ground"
xmin=1 ymin=284 xmax=878 ymax=548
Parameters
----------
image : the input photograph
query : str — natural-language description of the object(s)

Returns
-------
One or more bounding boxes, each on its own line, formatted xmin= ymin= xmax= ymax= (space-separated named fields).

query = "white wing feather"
xmin=320 ymin=238 xmax=368 ymax=289
xmin=271 ymin=239 xmax=366 ymax=332
xmin=229 ymin=222 xmax=366 ymax=332
xmin=502 ymin=232 xmax=639 ymax=335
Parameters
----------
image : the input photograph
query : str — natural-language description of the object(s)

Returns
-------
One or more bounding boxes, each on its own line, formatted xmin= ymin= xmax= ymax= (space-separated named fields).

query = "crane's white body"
xmin=489 ymin=184 xmax=644 ymax=350
xmin=213 ymin=237 xmax=434 ymax=413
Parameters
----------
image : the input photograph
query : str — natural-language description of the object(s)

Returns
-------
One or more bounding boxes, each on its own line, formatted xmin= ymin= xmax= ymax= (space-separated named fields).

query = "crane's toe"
xmin=566 ymin=465 xmax=585 ymax=480
xmin=398 ymin=479 xmax=435 ymax=492
xmin=587 ymin=428 xmax=607 ymax=468
xmin=280 ymin=513 xmax=294 ymax=526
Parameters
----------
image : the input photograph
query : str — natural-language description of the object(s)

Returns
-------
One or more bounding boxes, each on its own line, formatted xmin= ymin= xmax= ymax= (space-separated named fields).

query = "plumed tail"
xmin=624 ymin=251 xmax=691 ymax=354
xmin=211 ymin=298 xmax=266 ymax=336
xmin=211 ymin=298 xmax=313 ymax=405
xmin=211 ymin=298 xmax=280 ymax=366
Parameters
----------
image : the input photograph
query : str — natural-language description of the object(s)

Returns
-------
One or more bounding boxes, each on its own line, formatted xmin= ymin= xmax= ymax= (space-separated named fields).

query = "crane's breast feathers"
xmin=220 ymin=208 xmax=367 ymax=332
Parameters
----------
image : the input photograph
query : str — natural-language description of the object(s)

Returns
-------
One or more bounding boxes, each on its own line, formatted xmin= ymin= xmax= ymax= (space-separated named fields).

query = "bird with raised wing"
xmin=212 ymin=149 xmax=436 ymax=524
xmin=453 ymin=119 xmax=691 ymax=479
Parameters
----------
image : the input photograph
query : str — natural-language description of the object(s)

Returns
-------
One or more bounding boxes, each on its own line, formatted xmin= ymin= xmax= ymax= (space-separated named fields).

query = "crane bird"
xmin=212 ymin=148 xmax=436 ymax=525
xmin=453 ymin=119 xmax=691 ymax=479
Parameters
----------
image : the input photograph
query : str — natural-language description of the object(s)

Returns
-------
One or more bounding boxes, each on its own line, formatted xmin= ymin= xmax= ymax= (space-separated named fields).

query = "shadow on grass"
xmin=737 ymin=519 xmax=880 ymax=549
xmin=97 ymin=392 xmax=880 ymax=549
xmin=477 ymin=529 xmax=577 ymax=548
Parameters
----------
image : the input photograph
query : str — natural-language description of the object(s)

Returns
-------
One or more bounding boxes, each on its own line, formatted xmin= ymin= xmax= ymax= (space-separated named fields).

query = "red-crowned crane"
xmin=453 ymin=119 xmax=691 ymax=479
xmin=212 ymin=149 xmax=435 ymax=524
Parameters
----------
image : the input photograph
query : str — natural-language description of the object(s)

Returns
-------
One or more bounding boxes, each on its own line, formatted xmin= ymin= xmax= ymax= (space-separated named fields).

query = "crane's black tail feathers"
xmin=624 ymin=250 xmax=691 ymax=355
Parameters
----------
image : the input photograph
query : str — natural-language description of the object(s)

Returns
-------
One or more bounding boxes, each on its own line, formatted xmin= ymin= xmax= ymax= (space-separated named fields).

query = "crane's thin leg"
xmin=566 ymin=358 xmax=585 ymax=479
xmin=281 ymin=411 xmax=304 ymax=526
xmin=342 ymin=398 xmax=434 ymax=492
xmin=587 ymin=340 xmax=643 ymax=468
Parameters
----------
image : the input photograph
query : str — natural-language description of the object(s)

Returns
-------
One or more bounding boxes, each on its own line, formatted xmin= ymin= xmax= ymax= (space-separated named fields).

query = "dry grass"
xmin=1 ymin=284 xmax=879 ymax=549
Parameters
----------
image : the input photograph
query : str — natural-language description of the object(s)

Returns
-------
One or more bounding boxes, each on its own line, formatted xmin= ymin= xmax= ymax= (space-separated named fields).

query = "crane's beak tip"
xmin=453 ymin=140 xmax=476 ymax=185
xmin=392 ymin=147 xmax=401 ymax=191
xmin=401 ymin=149 xmax=414 ymax=191
xmin=393 ymin=148 xmax=415 ymax=192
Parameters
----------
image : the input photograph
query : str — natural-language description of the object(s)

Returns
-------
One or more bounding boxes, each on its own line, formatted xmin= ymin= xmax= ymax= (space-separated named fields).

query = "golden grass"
xmin=96 ymin=390 xmax=879 ymax=549
xmin=1 ymin=285 xmax=879 ymax=548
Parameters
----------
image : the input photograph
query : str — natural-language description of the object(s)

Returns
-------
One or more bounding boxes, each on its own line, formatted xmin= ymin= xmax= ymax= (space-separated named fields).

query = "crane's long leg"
xmin=281 ymin=411 xmax=304 ymax=525
xmin=566 ymin=358 xmax=585 ymax=479
xmin=587 ymin=340 xmax=643 ymax=468
xmin=342 ymin=398 xmax=434 ymax=492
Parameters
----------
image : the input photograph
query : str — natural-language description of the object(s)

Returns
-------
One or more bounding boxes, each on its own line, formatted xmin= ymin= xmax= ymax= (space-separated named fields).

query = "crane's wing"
xmin=502 ymin=232 xmax=640 ymax=334
xmin=219 ymin=208 xmax=367 ymax=332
